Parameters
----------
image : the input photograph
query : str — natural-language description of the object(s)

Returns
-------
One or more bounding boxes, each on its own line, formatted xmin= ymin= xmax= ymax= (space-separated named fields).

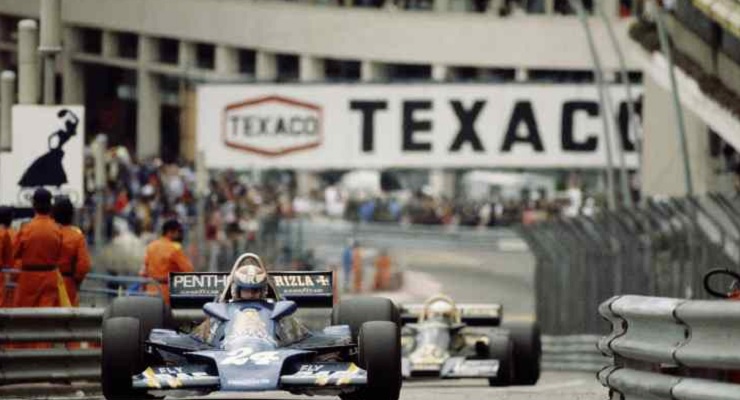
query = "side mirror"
xmin=271 ymin=300 xmax=298 ymax=320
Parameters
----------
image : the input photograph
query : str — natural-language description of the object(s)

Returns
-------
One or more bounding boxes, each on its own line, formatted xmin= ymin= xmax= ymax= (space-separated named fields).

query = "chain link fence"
xmin=521 ymin=193 xmax=740 ymax=335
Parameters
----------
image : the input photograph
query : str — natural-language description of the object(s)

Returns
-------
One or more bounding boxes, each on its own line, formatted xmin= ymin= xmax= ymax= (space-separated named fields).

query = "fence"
xmin=0 ymin=306 xmax=584 ymax=385
xmin=521 ymin=193 xmax=740 ymax=335
xmin=599 ymin=295 xmax=740 ymax=399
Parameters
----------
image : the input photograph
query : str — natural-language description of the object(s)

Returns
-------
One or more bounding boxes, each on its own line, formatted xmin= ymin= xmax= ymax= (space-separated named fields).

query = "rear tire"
xmin=342 ymin=321 xmax=401 ymax=400
xmin=505 ymin=322 xmax=541 ymax=385
xmin=487 ymin=334 xmax=514 ymax=387
xmin=331 ymin=297 xmax=400 ymax=342
xmin=104 ymin=296 xmax=172 ymax=339
xmin=102 ymin=317 xmax=146 ymax=400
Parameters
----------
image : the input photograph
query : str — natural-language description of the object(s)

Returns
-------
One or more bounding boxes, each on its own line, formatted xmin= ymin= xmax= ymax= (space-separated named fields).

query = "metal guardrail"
xmin=598 ymin=295 xmax=740 ymax=399
xmin=541 ymin=335 xmax=610 ymax=372
xmin=1 ymin=307 xmax=587 ymax=385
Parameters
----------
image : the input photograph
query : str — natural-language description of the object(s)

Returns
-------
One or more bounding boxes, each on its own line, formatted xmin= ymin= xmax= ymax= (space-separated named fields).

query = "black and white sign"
xmin=198 ymin=84 xmax=641 ymax=170
xmin=0 ymin=106 xmax=85 ymax=206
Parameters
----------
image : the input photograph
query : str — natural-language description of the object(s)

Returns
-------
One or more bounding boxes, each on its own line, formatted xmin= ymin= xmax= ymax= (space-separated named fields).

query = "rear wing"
xmin=400 ymin=303 xmax=503 ymax=327
xmin=169 ymin=270 xmax=335 ymax=309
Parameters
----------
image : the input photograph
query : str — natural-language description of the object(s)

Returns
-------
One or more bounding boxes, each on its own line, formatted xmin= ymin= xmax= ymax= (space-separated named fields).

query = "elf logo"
xmin=222 ymin=95 xmax=323 ymax=157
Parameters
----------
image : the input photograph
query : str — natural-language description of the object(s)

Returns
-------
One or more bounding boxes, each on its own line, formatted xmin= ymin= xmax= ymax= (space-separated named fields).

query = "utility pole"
xmin=652 ymin=0 xmax=693 ymax=195
xmin=569 ymin=0 xmax=619 ymax=210
xmin=598 ymin=1 xmax=641 ymax=207
xmin=40 ymin=0 xmax=62 ymax=105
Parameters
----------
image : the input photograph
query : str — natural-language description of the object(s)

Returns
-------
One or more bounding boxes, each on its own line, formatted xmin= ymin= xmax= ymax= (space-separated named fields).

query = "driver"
xmin=230 ymin=261 xmax=268 ymax=302
xmin=422 ymin=296 xmax=459 ymax=325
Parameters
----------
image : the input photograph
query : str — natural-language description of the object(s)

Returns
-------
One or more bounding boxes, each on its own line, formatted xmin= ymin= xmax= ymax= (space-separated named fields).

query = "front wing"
xmin=132 ymin=361 xmax=366 ymax=392
xmin=402 ymin=356 xmax=499 ymax=379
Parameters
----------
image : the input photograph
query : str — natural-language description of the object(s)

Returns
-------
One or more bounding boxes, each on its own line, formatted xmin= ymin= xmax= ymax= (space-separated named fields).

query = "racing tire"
xmin=487 ymin=334 xmax=514 ymax=387
xmin=104 ymin=296 xmax=173 ymax=339
xmin=331 ymin=297 xmax=400 ymax=342
xmin=504 ymin=321 xmax=541 ymax=385
xmin=342 ymin=321 xmax=402 ymax=400
xmin=101 ymin=317 xmax=146 ymax=400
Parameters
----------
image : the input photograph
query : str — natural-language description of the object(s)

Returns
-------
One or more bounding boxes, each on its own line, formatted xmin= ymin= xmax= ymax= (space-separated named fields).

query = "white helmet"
xmin=230 ymin=256 xmax=268 ymax=300
xmin=422 ymin=295 xmax=458 ymax=324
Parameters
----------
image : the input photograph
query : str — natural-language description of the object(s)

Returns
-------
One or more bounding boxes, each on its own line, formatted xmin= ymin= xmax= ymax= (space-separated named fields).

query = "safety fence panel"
xmin=0 ymin=307 xmax=593 ymax=385
xmin=541 ymin=335 xmax=610 ymax=372
xmin=522 ymin=193 xmax=740 ymax=335
xmin=599 ymin=295 xmax=740 ymax=399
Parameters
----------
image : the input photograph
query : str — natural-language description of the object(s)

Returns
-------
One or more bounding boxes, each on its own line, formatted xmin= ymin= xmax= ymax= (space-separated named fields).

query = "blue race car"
xmin=101 ymin=253 xmax=402 ymax=400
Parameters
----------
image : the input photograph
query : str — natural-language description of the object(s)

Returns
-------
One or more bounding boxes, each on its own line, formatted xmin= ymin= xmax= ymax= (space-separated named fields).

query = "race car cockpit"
xmin=190 ymin=253 xmax=309 ymax=349
xmin=419 ymin=295 xmax=462 ymax=325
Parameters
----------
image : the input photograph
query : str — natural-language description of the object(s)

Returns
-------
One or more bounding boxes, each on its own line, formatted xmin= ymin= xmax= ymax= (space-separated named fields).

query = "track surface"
xmin=2 ymin=247 xmax=607 ymax=400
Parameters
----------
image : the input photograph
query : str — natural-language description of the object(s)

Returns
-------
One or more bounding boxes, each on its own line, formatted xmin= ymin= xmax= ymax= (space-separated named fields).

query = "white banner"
xmin=0 ymin=106 xmax=85 ymax=207
xmin=197 ymin=84 xmax=641 ymax=170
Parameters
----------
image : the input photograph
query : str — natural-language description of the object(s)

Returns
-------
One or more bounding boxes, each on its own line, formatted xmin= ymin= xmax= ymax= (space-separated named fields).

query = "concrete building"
xmin=2 ymin=0 xmax=736 ymax=200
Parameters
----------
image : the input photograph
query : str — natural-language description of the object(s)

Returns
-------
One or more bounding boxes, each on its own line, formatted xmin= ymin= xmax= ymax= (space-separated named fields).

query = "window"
xmin=80 ymin=27 xmax=102 ymax=54
xmin=386 ymin=63 xmax=431 ymax=81
xmin=158 ymin=38 xmax=179 ymax=64
xmin=117 ymin=32 xmax=138 ymax=59
xmin=276 ymin=54 xmax=299 ymax=82
xmin=196 ymin=43 xmax=215 ymax=70
xmin=529 ymin=69 xmax=594 ymax=83
xmin=615 ymin=71 xmax=643 ymax=84
xmin=238 ymin=49 xmax=256 ymax=75
xmin=325 ymin=59 xmax=360 ymax=81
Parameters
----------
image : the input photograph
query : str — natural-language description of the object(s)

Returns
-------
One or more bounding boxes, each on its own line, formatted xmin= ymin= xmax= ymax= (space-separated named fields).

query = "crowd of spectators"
xmin=84 ymin=147 xmax=597 ymax=253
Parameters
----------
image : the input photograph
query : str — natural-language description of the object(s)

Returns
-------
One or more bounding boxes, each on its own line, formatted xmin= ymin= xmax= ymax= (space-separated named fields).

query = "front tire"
xmin=101 ymin=317 xmax=146 ymax=400
xmin=343 ymin=321 xmax=401 ymax=400
xmin=104 ymin=296 xmax=172 ymax=338
xmin=331 ymin=297 xmax=400 ymax=342
xmin=487 ymin=334 xmax=514 ymax=387
xmin=505 ymin=322 xmax=541 ymax=385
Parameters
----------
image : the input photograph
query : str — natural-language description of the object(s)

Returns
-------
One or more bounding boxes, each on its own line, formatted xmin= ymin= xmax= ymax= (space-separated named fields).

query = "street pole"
xmin=598 ymin=2 xmax=641 ymax=207
xmin=93 ymin=134 xmax=107 ymax=252
xmin=0 ymin=71 xmax=14 ymax=153
xmin=0 ymin=71 xmax=15 ymax=194
xmin=40 ymin=0 xmax=62 ymax=105
xmin=569 ymin=0 xmax=618 ymax=210
xmin=195 ymin=150 xmax=207 ymax=271
xmin=652 ymin=0 xmax=694 ymax=195
xmin=18 ymin=20 xmax=39 ymax=105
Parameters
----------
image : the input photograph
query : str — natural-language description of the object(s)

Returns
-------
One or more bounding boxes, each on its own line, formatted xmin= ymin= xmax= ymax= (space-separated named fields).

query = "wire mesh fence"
xmin=520 ymin=193 xmax=740 ymax=335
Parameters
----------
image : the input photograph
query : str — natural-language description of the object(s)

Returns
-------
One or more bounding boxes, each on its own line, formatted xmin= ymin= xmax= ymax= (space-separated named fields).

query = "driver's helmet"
xmin=422 ymin=296 xmax=458 ymax=324
xmin=231 ymin=260 xmax=268 ymax=301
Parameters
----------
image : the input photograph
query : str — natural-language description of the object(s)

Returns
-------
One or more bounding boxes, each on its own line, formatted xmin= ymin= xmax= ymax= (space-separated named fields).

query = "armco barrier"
xmin=1 ymin=307 xmax=589 ymax=385
xmin=599 ymin=295 xmax=740 ymax=399
xmin=541 ymin=335 xmax=610 ymax=372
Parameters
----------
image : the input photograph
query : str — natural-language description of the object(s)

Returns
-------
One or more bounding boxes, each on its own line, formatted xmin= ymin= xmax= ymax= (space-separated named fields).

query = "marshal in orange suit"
xmin=141 ymin=219 xmax=194 ymax=303
xmin=12 ymin=189 xmax=63 ymax=308
xmin=53 ymin=197 xmax=91 ymax=306
xmin=0 ymin=206 xmax=14 ymax=307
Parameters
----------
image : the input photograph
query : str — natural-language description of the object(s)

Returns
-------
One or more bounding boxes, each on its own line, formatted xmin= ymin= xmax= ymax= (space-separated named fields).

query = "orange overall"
xmin=57 ymin=226 xmax=91 ymax=307
xmin=12 ymin=215 xmax=63 ymax=308
xmin=352 ymin=247 xmax=363 ymax=293
xmin=142 ymin=237 xmax=194 ymax=304
xmin=0 ymin=227 xmax=13 ymax=307
xmin=373 ymin=253 xmax=392 ymax=291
